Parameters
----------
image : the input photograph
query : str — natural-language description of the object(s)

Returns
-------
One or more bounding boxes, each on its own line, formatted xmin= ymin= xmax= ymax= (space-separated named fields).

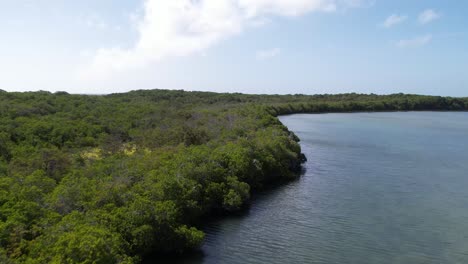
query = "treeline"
xmin=0 ymin=89 xmax=466 ymax=263
xmin=266 ymin=94 xmax=468 ymax=115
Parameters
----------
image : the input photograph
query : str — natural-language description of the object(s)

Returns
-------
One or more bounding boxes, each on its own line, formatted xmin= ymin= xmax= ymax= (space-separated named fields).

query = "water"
xmin=174 ymin=112 xmax=468 ymax=264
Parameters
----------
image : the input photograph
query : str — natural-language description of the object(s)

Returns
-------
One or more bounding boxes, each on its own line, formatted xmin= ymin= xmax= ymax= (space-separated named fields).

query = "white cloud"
xmin=396 ymin=34 xmax=432 ymax=48
xmin=418 ymin=9 xmax=441 ymax=25
xmin=250 ymin=17 xmax=272 ymax=28
xmin=382 ymin=14 xmax=407 ymax=28
xmin=79 ymin=50 xmax=92 ymax=58
xmin=81 ymin=0 xmax=372 ymax=79
xmin=256 ymin=48 xmax=281 ymax=60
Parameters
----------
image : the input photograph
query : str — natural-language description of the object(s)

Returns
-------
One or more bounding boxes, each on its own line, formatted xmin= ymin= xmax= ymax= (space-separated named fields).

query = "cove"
xmin=167 ymin=112 xmax=468 ymax=264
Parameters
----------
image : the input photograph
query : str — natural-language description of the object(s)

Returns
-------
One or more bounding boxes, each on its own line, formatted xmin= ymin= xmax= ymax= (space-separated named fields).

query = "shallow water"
xmin=172 ymin=112 xmax=468 ymax=264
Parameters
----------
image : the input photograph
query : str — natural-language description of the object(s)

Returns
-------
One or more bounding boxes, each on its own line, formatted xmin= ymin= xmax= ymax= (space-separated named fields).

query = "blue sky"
xmin=1 ymin=0 xmax=467 ymax=96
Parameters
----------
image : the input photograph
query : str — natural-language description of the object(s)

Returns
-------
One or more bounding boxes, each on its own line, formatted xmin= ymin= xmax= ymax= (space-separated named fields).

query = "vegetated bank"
xmin=0 ymin=89 xmax=466 ymax=263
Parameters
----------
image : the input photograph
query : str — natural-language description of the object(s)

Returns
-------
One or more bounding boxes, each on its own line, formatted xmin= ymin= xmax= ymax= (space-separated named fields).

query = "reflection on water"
xmin=157 ymin=112 xmax=468 ymax=264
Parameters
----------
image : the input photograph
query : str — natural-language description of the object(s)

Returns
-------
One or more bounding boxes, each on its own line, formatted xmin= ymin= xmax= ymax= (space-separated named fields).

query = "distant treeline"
xmin=266 ymin=93 xmax=468 ymax=115
xmin=0 ymin=89 xmax=466 ymax=263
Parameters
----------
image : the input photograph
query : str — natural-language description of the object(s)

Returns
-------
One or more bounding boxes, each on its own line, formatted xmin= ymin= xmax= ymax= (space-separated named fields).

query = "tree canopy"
xmin=0 ymin=89 xmax=466 ymax=263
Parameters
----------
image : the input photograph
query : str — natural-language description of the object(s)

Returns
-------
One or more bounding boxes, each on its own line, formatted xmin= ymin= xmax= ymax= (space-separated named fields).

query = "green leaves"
xmin=5 ymin=90 xmax=464 ymax=262
xmin=27 ymin=212 xmax=130 ymax=264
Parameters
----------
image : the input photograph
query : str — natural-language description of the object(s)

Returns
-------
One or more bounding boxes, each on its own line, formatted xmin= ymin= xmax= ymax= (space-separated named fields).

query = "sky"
xmin=1 ymin=0 xmax=467 ymax=96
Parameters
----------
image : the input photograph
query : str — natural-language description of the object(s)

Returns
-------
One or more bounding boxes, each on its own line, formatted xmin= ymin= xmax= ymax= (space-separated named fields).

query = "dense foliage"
xmin=0 ymin=89 xmax=466 ymax=263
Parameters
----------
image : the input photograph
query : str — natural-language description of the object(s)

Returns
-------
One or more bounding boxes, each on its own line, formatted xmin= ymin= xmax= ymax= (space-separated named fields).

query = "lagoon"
xmin=176 ymin=112 xmax=468 ymax=264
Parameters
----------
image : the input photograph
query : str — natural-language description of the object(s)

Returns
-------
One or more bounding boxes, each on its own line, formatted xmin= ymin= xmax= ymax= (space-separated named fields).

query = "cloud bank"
xmin=382 ymin=14 xmax=407 ymax=28
xmin=83 ymin=0 xmax=371 ymax=78
xmin=418 ymin=9 xmax=440 ymax=25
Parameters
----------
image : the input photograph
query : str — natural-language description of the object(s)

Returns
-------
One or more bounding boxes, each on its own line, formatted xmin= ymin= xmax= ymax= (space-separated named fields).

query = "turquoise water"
xmin=176 ymin=112 xmax=468 ymax=264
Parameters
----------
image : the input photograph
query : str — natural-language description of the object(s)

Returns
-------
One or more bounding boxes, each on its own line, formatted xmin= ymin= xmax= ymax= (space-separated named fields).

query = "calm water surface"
xmin=175 ymin=112 xmax=468 ymax=264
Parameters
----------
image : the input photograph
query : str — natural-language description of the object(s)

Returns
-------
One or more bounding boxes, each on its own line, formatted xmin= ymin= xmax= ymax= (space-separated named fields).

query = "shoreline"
xmin=151 ymin=109 xmax=468 ymax=262
xmin=1 ymin=90 xmax=467 ymax=263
